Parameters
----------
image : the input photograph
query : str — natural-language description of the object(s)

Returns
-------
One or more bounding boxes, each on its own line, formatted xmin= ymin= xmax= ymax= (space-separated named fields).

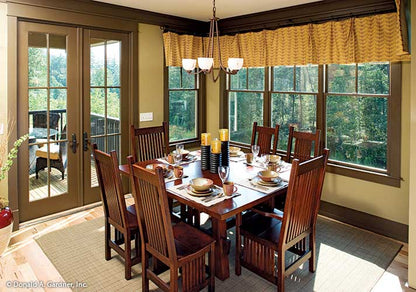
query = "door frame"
xmin=7 ymin=12 xmax=138 ymax=227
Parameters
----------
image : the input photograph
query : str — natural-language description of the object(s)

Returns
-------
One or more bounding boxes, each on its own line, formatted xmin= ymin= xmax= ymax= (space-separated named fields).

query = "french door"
xmin=17 ymin=22 xmax=129 ymax=221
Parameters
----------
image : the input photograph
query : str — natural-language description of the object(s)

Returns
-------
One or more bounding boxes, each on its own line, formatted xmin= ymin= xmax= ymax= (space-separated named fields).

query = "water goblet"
xmin=176 ymin=144 xmax=184 ymax=155
xmin=174 ymin=152 xmax=182 ymax=166
xmin=261 ymin=154 xmax=270 ymax=168
xmin=251 ymin=145 xmax=260 ymax=162
xmin=218 ymin=166 xmax=230 ymax=185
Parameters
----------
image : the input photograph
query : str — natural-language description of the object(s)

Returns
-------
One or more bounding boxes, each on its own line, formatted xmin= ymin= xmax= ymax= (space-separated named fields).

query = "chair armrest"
xmin=250 ymin=208 xmax=283 ymax=221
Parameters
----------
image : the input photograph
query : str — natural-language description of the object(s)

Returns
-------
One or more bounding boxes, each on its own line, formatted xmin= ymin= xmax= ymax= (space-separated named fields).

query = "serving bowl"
xmin=269 ymin=154 xmax=281 ymax=164
xmin=258 ymin=170 xmax=279 ymax=182
xmin=190 ymin=178 xmax=214 ymax=192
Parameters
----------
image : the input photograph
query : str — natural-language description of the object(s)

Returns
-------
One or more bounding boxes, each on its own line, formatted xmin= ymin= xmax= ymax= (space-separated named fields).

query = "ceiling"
xmin=93 ymin=0 xmax=323 ymax=21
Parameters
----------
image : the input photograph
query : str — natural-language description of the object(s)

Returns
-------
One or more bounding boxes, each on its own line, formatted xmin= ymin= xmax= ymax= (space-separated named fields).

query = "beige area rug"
xmin=35 ymin=216 xmax=402 ymax=292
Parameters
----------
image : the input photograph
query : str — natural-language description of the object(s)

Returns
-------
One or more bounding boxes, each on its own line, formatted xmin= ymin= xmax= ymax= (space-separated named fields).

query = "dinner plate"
xmin=186 ymin=185 xmax=213 ymax=197
xmin=256 ymin=177 xmax=282 ymax=187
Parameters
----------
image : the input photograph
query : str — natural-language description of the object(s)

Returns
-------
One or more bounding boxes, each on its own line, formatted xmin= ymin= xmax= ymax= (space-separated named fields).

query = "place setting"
xmin=229 ymin=146 xmax=246 ymax=162
xmin=236 ymin=166 xmax=288 ymax=194
xmin=145 ymin=162 xmax=188 ymax=183
xmin=168 ymin=166 xmax=241 ymax=206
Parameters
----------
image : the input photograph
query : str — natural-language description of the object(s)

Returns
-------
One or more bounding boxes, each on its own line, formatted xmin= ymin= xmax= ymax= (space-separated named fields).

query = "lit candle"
xmin=201 ymin=133 xmax=211 ymax=146
xmin=219 ymin=129 xmax=229 ymax=141
xmin=211 ymin=139 xmax=221 ymax=153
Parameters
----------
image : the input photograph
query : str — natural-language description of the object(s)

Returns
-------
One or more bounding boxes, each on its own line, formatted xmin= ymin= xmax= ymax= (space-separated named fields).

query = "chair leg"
xmin=135 ymin=231 xmax=140 ymax=261
xmin=105 ymin=221 xmax=111 ymax=261
xmin=277 ymin=250 xmax=285 ymax=292
xmin=124 ymin=232 xmax=132 ymax=280
xmin=209 ymin=244 xmax=215 ymax=292
xmin=235 ymin=213 xmax=242 ymax=276
xmin=309 ymin=232 xmax=316 ymax=272
xmin=142 ymin=251 xmax=149 ymax=292
xmin=170 ymin=266 xmax=179 ymax=292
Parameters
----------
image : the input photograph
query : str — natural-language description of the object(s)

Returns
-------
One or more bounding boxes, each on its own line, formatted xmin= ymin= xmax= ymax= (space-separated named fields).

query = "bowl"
xmin=172 ymin=149 xmax=190 ymax=159
xmin=258 ymin=170 xmax=279 ymax=182
xmin=269 ymin=155 xmax=281 ymax=164
xmin=229 ymin=146 xmax=241 ymax=154
xmin=190 ymin=178 xmax=214 ymax=192
xmin=146 ymin=163 xmax=169 ymax=177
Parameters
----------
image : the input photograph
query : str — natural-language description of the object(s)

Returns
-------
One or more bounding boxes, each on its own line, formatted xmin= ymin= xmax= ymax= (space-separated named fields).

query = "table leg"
xmin=211 ymin=218 xmax=230 ymax=280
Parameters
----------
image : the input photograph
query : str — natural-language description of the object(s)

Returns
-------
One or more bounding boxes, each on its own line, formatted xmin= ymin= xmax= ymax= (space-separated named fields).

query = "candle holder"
xmin=210 ymin=152 xmax=222 ymax=174
xmin=221 ymin=141 xmax=229 ymax=167
xmin=201 ymin=145 xmax=211 ymax=170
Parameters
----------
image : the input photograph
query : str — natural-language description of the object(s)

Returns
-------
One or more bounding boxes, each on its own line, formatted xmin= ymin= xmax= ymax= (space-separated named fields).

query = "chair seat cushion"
xmin=240 ymin=210 xmax=283 ymax=246
xmin=173 ymin=222 xmax=215 ymax=258
xmin=35 ymin=144 xmax=60 ymax=160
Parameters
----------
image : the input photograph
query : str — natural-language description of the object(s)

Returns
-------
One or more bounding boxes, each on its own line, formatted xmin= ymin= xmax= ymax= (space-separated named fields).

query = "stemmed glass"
xmin=174 ymin=152 xmax=182 ymax=166
xmin=176 ymin=144 xmax=184 ymax=155
xmin=218 ymin=166 xmax=230 ymax=185
xmin=261 ymin=154 xmax=270 ymax=169
xmin=251 ymin=145 xmax=260 ymax=162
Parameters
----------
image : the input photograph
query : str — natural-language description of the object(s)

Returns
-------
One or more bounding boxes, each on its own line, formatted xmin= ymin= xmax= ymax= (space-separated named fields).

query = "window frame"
xmin=222 ymin=62 xmax=402 ymax=187
xmin=164 ymin=66 xmax=206 ymax=147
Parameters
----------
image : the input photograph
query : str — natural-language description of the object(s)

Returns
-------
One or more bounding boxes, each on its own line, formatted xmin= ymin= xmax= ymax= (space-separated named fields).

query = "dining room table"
xmin=119 ymin=153 xmax=291 ymax=281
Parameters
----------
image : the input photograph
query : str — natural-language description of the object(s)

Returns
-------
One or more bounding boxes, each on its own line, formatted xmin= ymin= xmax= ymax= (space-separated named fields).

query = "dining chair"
xmin=128 ymin=157 xmax=216 ymax=292
xmin=35 ymin=125 xmax=67 ymax=180
xmin=130 ymin=121 xmax=170 ymax=163
xmin=92 ymin=144 xmax=140 ymax=280
xmin=235 ymin=149 xmax=329 ymax=292
xmin=285 ymin=126 xmax=321 ymax=163
xmin=251 ymin=122 xmax=280 ymax=155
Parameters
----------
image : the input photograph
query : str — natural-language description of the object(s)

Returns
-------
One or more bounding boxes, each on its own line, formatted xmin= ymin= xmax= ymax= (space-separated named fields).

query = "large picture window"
xmin=225 ymin=62 xmax=401 ymax=186
xmin=167 ymin=67 xmax=199 ymax=142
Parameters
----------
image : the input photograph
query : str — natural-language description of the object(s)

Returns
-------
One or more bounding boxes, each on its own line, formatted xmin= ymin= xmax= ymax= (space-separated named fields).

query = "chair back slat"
xmin=92 ymin=144 xmax=127 ymax=228
xmin=130 ymin=122 xmax=169 ymax=162
xmin=281 ymin=149 xmax=329 ymax=245
xmin=251 ymin=122 xmax=280 ymax=155
xmin=129 ymin=159 xmax=176 ymax=259
xmin=286 ymin=126 xmax=321 ymax=163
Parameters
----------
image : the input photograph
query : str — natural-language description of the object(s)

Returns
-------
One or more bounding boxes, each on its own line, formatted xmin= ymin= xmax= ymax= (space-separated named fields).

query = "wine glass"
xmin=176 ymin=144 xmax=184 ymax=155
xmin=251 ymin=145 xmax=260 ymax=162
xmin=261 ymin=154 xmax=270 ymax=168
xmin=218 ymin=166 xmax=230 ymax=185
xmin=174 ymin=152 xmax=182 ymax=166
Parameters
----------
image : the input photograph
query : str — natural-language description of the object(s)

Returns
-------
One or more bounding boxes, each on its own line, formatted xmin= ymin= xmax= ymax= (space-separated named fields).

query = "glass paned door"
xmin=83 ymin=30 xmax=129 ymax=205
xmin=18 ymin=22 xmax=80 ymax=221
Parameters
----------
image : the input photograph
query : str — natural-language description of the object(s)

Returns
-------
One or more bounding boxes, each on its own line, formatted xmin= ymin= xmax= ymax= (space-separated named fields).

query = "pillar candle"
xmin=211 ymin=139 xmax=221 ymax=153
xmin=201 ymin=133 xmax=211 ymax=146
xmin=219 ymin=129 xmax=229 ymax=141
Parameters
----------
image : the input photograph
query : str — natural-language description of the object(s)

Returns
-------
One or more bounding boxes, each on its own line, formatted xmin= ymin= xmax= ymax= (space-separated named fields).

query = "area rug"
xmin=35 ymin=216 xmax=402 ymax=292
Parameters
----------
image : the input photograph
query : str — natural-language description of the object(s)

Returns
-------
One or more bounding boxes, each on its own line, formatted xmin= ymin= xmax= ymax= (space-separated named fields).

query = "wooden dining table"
xmin=119 ymin=158 xmax=288 ymax=281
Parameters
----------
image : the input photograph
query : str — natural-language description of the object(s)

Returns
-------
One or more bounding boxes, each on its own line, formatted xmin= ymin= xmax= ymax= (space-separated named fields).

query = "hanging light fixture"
xmin=182 ymin=0 xmax=244 ymax=81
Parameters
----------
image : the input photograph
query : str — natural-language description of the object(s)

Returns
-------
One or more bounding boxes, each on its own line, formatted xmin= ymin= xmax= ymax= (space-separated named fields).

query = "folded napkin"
xmin=167 ymin=184 xmax=238 ymax=207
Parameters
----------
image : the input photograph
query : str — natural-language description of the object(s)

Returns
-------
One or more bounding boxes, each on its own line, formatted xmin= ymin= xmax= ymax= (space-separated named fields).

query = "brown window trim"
xmin=222 ymin=63 xmax=402 ymax=188
xmin=164 ymin=66 xmax=206 ymax=147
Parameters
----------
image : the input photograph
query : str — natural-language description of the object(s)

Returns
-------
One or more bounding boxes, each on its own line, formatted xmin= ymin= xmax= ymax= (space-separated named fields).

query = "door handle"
xmin=83 ymin=132 xmax=91 ymax=151
xmin=70 ymin=133 xmax=78 ymax=154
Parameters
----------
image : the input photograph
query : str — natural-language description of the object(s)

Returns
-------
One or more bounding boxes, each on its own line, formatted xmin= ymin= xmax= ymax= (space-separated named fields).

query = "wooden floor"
xmin=29 ymin=162 xmax=98 ymax=201
xmin=0 ymin=201 xmax=413 ymax=292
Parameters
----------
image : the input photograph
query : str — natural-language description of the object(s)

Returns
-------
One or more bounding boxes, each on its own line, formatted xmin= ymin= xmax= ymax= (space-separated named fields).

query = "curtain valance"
xmin=163 ymin=12 xmax=410 ymax=67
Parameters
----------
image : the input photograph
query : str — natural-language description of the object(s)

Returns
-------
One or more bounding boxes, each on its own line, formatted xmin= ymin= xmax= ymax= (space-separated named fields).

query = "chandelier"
xmin=182 ymin=0 xmax=244 ymax=81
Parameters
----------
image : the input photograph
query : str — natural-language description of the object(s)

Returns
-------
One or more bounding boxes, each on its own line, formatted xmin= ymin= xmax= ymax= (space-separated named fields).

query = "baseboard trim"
xmin=319 ymin=201 xmax=408 ymax=243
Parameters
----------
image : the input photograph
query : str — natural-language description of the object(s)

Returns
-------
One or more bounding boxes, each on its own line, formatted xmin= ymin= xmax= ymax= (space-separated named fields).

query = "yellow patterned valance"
xmin=163 ymin=12 xmax=410 ymax=67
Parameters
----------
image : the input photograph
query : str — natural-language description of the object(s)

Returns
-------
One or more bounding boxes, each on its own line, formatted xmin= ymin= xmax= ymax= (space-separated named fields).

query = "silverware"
xmin=177 ymin=184 xmax=188 ymax=190
xmin=203 ymin=193 xmax=224 ymax=202
xmin=250 ymin=181 xmax=269 ymax=191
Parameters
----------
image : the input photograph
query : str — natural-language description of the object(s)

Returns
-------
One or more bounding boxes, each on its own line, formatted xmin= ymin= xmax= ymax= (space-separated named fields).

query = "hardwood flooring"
xmin=0 ymin=201 xmax=413 ymax=291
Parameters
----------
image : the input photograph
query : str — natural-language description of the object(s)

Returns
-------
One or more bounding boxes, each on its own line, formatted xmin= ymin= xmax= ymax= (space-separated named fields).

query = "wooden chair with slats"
xmin=285 ymin=126 xmax=321 ymax=163
xmin=92 ymin=144 xmax=140 ymax=280
xmin=235 ymin=149 xmax=330 ymax=292
xmin=130 ymin=122 xmax=170 ymax=163
xmin=251 ymin=122 xmax=280 ymax=155
xmin=128 ymin=157 xmax=216 ymax=292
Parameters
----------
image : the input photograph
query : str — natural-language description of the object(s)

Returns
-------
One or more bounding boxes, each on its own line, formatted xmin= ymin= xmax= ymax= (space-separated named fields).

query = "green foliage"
xmin=0 ymin=134 xmax=29 ymax=182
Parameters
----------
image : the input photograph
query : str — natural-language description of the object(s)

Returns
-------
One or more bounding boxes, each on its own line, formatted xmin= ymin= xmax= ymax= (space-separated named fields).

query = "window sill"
xmin=327 ymin=162 xmax=401 ymax=188
xmin=169 ymin=138 xmax=201 ymax=151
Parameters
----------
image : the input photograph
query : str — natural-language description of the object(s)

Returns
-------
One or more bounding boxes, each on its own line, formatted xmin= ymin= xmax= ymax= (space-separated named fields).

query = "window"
xmin=228 ymin=67 xmax=265 ymax=144
xmin=271 ymin=65 xmax=318 ymax=151
xmin=167 ymin=67 xmax=200 ymax=142
xmin=225 ymin=62 xmax=401 ymax=186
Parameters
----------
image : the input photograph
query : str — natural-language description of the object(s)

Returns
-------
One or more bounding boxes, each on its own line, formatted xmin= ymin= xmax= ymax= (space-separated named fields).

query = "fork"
xmin=250 ymin=181 xmax=269 ymax=191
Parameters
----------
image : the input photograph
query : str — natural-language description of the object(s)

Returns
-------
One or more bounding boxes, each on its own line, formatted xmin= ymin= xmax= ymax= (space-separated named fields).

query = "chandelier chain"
xmin=212 ymin=0 xmax=216 ymax=18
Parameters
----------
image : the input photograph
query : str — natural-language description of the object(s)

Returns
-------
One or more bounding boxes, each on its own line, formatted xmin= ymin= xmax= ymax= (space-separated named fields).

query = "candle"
xmin=219 ymin=129 xmax=229 ymax=141
xmin=201 ymin=133 xmax=211 ymax=146
xmin=211 ymin=139 xmax=221 ymax=153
